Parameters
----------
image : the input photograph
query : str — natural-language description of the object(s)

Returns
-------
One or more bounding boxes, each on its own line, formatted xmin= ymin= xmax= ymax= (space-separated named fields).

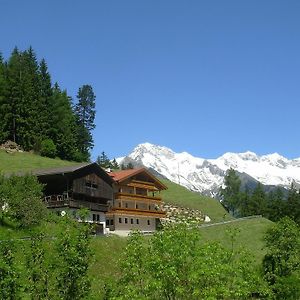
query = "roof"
xmin=33 ymin=162 xmax=114 ymax=185
xmin=108 ymin=168 xmax=167 ymax=190
xmin=33 ymin=163 xmax=91 ymax=176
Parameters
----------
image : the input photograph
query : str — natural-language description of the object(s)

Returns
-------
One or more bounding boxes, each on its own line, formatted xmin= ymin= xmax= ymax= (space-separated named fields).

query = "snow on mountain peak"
xmin=118 ymin=143 xmax=300 ymax=196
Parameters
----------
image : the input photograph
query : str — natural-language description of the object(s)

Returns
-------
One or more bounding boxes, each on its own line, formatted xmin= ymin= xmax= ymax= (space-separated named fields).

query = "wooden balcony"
xmin=114 ymin=192 xmax=162 ymax=203
xmin=43 ymin=194 xmax=108 ymax=212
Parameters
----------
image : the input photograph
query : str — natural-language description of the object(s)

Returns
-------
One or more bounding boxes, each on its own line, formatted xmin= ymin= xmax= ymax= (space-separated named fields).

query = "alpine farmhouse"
xmin=35 ymin=163 xmax=167 ymax=234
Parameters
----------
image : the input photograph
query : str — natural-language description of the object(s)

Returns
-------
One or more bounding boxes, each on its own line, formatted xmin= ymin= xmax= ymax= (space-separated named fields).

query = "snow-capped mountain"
xmin=118 ymin=143 xmax=300 ymax=196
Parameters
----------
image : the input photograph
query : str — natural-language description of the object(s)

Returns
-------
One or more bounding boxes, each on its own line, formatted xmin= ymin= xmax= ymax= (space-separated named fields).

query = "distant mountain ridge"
xmin=117 ymin=143 xmax=300 ymax=197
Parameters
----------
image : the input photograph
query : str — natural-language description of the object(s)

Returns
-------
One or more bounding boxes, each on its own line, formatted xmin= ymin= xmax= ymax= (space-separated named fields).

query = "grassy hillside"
xmin=161 ymin=179 xmax=231 ymax=222
xmin=0 ymin=150 xmax=274 ymax=296
xmin=0 ymin=149 xmax=76 ymax=174
xmin=199 ymin=217 xmax=273 ymax=263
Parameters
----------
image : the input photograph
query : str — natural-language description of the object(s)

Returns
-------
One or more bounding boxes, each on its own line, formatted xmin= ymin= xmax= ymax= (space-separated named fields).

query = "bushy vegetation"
xmin=263 ymin=217 xmax=300 ymax=299
xmin=0 ymin=215 xmax=92 ymax=299
xmin=0 ymin=174 xmax=47 ymax=227
xmin=106 ymin=224 xmax=271 ymax=299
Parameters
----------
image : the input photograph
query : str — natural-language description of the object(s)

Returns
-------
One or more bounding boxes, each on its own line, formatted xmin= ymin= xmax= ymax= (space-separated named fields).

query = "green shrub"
xmin=0 ymin=174 xmax=47 ymax=227
xmin=40 ymin=139 xmax=57 ymax=158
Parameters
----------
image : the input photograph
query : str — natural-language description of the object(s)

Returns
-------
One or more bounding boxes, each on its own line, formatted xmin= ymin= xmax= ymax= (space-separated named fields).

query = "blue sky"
xmin=1 ymin=0 xmax=300 ymax=160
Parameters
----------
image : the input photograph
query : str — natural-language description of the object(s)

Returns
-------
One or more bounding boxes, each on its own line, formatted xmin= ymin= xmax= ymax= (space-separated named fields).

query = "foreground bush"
xmin=106 ymin=224 xmax=270 ymax=300
xmin=0 ymin=174 xmax=47 ymax=227
xmin=0 ymin=216 xmax=93 ymax=299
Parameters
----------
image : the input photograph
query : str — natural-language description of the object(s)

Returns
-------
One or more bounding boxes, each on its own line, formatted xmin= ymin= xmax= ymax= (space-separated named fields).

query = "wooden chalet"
xmin=35 ymin=163 xmax=114 ymax=234
xmin=106 ymin=168 xmax=167 ymax=232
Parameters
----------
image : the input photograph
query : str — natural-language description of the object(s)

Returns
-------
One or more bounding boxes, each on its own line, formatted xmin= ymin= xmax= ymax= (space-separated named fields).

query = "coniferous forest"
xmin=0 ymin=47 xmax=95 ymax=162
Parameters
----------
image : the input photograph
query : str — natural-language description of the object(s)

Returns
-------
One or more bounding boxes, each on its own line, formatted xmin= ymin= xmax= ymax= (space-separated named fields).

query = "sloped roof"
xmin=108 ymin=168 xmax=167 ymax=190
xmin=33 ymin=162 xmax=114 ymax=185
xmin=33 ymin=163 xmax=91 ymax=176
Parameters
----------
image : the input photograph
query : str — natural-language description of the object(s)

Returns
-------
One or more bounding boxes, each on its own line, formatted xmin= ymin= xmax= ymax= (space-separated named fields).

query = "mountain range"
xmin=117 ymin=143 xmax=300 ymax=197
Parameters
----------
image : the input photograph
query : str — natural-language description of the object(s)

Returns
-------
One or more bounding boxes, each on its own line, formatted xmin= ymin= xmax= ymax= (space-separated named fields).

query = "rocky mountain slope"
xmin=118 ymin=143 xmax=300 ymax=196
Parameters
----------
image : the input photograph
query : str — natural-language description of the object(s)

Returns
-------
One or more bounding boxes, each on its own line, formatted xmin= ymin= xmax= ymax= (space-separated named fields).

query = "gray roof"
xmin=33 ymin=163 xmax=91 ymax=176
xmin=33 ymin=162 xmax=114 ymax=185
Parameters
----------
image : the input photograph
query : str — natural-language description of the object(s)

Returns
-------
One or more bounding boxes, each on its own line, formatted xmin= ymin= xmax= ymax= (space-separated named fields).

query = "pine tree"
xmin=219 ymin=168 xmax=241 ymax=216
xmin=48 ymin=83 xmax=77 ymax=161
xmin=248 ymin=183 xmax=267 ymax=216
xmin=266 ymin=188 xmax=285 ymax=222
xmin=37 ymin=58 xmax=53 ymax=140
xmin=0 ymin=52 xmax=9 ymax=143
xmin=5 ymin=47 xmax=41 ymax=150
xmin=18 ymin=47 xmax=41 ymax=149
xmin=6 ymin=47 xmax=22 ymax=144
xmin=286 ymin=183 xmax=300 ymax=224
xmin=97 ymin=151 xmax=111 ymax=168
xmin=111 ymin=158 xmax=119 ymax=170
xmin=74 ymin=85 xmax=96 ymax=161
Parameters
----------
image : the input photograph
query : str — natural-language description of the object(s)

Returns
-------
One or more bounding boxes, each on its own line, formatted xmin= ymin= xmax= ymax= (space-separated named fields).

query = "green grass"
xmin=199 ymin=217 xmax=273 ymax=264
xmin=0 ymin=149 xmax=77 ymax=174
xmin=161 ymin=179 xmax=231 ymax=222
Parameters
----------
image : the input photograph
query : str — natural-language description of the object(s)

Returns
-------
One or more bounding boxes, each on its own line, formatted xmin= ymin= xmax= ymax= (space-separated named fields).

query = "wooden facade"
xmin=106 ymin=168 xmax=167 ymax=232
xmin=35 ymin=163 xmax=114 ymax=234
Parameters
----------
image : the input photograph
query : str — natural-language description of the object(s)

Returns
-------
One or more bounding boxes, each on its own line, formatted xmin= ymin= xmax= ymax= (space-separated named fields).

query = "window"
xmin=148 ymin=205 xmax=151 ymax=210
xmin=118 ymin=202 xmax=121 ymax=207
xmin=97 ymin=214 xmax=100 ymax=222
xmin=131 ymin=218 xmax=133 ymax=224
xmin=86 ymin=181 xmax=98 ymax=189
xmin=136 ymin=204 xmax=138 ymax=209
xmin=110 ymin=219 xmax=114 ymax=225
xmin=136 ymin=219 xmax=139 ymax=224
xmin=125 ymin=218 xmax=128 ymax=224
xmin=93 ymin=214 xmax=96 ymax=221
xmin=147 ymin=220 xmax=150 ymax=225
xmin=86 ymin=181 xmax=92 ymax=188
xmin=125 ymin=203 xmax=128 ymax=208
xmin=119 ymin=218 xmax=122 ymax=223
xmin=106 ymin=219 xmax=109 ymax=226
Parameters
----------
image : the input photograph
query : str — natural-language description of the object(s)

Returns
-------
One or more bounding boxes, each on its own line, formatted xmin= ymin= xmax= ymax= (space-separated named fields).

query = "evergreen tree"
xmin=219 ymin=168 xmax=241 ymax=216
xmin=37 ymin=58 xmax=53 ymax=140
xmin=74 ymin=85 xmax=96 ymax=161
xmin=0 ymin=53 xmax=9 ymax=143
xmin=111 ymin=158 xmax=119 ymax=170
xmin=266 ymin=188 xmax=285 ymax=222
xmin=239 ymin=186 xmax=251 ymax=217
xmin=48 ymin=83 xmax=77 ymax=161
xmin=248 ymin=183 xmax=267 ymax=216
xmin=97 ymin=151 xmax=111 ymax=168
xmin=286 ymin=183 xmax=300 ymax=224
xmin=5 ymin=47 xmax=22 ymax=144
xmin=5 ymin=47 xmax=41 ymax=150
xmin=18 ymin=47 xmax=41 ymax=149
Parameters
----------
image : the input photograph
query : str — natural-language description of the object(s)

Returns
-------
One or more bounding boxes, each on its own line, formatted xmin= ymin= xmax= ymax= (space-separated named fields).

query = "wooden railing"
xmin=114 ymin=192 xmax=162 ymax=202
xmin=43 ymin=195 xmax=108 ymax=212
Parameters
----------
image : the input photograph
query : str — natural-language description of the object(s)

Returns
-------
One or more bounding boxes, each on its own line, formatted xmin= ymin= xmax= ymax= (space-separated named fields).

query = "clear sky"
xmin=1 ymin=0 xmax=300 ymax=160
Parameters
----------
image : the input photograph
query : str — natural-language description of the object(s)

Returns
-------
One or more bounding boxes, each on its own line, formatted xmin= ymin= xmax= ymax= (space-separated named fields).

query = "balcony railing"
xmin=43 ymin=194 xmax=108 ymax=212
xmin=114 ymin=192 xmax=162 ymax=202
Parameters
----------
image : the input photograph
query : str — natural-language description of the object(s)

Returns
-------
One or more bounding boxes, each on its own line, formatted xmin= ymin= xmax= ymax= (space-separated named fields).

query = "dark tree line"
xmin=220 ymin=168 xmax=300 ymax=224
xmin=0 ymin=47 xmax=96 ymax=161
